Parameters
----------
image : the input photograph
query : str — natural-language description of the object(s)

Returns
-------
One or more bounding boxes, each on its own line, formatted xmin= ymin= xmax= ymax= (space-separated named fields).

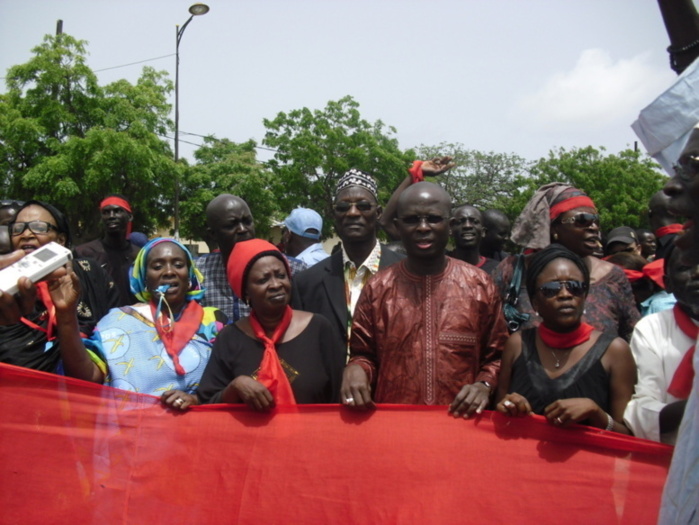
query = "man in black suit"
xmin=292 ymin=169 xmax=403 ymax=363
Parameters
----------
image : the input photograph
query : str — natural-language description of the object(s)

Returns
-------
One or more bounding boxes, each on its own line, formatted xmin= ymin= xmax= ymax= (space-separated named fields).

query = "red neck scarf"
xmin=248 ymin=305 xmax=297 ymax=405
xmin=668 ymin=304 xmax=698 ymax=399
xmin=21 ymin=282 xmax=57 ymax=341
xmin=655 ymin=224 xmax=683 ymax=238
xmin=150 ymin=300 xmax=204 ymax=376
xmin=538 ymin=322 xmax=594 ymax=349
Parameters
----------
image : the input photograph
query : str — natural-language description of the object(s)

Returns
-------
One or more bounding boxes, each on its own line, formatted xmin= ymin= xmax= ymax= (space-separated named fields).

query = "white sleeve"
xmin=623 ymin=318 xmax=670 ymax=443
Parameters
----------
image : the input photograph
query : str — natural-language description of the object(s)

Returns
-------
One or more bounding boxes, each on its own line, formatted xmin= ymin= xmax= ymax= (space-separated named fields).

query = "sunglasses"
xmin=398 ymin=215 xmax=446 ymax=225
xmin=10 ymin=220 xmax=59 ymax=236
xmin=559 ymin=213 xmax=600 ymax=228
xmin=333 ymin=201 xmax=375 ymax=213
xmin=538 ymin=280 xmax=588 ymax=298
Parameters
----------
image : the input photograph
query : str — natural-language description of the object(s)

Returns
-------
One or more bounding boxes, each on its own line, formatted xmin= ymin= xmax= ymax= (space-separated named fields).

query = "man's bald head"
xmin=205 ymin=194 xmax=255 ymax=259
xmin=397 ymin=182 xmax=452 ymax=218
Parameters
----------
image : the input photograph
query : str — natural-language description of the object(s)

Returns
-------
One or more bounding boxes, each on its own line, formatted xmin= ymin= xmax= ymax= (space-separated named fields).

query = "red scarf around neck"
xmin=150 ymin=300 xmax=204 ymax=376
xmin=655 ymin=224 xmax=683 ymax=238
xmin=668 ymin=304 xmax=698 ymax=399
xmin=248 ymin=305 xmax=297 ymax=405
xmin=538 ymin=322 xmax=594 ymax=349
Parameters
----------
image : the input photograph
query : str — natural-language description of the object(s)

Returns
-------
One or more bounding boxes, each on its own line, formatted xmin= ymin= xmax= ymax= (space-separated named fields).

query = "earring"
xmin=553 ymin=233 xmax=559 ymax=241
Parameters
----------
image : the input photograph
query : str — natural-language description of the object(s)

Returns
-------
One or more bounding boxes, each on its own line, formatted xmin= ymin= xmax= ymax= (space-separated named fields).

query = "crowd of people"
xmin=0 ymin=158 xmax=692 ymax=439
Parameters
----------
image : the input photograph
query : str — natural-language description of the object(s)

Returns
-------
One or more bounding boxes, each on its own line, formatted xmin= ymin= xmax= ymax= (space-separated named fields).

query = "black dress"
xmin=509 ymin=328 xmax=614 ymax=416
xmin=198 ymin=314 xmax=343 ymax=404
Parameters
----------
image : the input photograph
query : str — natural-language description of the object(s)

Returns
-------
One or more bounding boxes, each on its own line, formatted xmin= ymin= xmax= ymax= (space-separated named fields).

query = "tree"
xmin=262 ymin=96 xmax=415 ymax=236
xmin=500 ymin=147 xmax=667 ymax=231
xmin=415 ymin=142 xmax=528 ymax=209
xmin=180 ymin=137 xmax=277 ymax=242
xmin=0 ymin=33 xmax=176 ymax=241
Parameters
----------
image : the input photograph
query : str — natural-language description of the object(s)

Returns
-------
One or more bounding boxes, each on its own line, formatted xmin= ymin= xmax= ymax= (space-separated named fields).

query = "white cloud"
xmin=516 ymin=48 xmax=673 ymax=131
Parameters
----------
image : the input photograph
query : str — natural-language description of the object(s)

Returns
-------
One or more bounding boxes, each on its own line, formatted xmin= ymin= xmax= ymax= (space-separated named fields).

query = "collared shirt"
xmin=623 ymin=308 xmax=695 ymax=444
xmin=197 ymin=251 xmax=307 ymax=322
xmin=341 ymin=240 xmax=382 ymax=358
xmin=296 ymin=243 xmax=329 ymax=267
xmin=639 ymin=290 xmax=676 ymax=317
xmin=342 ymin=240 xmax=381 ymax=317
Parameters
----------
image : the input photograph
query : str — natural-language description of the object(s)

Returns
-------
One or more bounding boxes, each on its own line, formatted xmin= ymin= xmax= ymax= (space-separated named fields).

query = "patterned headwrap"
xmin=129 ymin=237 xmax=205 ymax=303
xmin=511 ymin=183 xmax=597 ymax=250
xmin=335 ymin=169 xmax=378 ymax=201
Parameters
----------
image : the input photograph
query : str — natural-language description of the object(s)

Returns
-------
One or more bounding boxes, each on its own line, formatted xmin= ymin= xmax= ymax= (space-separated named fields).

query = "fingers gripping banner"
xmin=0 ymin=364 xmax=672 ymax=524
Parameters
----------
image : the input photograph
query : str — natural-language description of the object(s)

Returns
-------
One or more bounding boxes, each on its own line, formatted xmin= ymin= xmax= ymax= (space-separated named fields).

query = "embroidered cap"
xmin=335 ymin=169 xmax=378 ymax=200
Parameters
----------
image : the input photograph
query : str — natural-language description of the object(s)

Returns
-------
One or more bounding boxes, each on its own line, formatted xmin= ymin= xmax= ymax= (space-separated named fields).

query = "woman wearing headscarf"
xmin=0 ymin=200 xmax=119 ymax=379
xmin=495 ymin=245 xmax=636 ymax=433
xmin=56 ymin=237 xmax=227 ymax=410
xmin=197 ymin=239 xmax=343 ymax=409
xmin=492 ymin=183 xmax=640 ymax=341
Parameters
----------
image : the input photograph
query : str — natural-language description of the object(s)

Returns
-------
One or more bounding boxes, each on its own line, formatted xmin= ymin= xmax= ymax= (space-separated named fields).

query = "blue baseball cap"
xmin=284 ymin=208 xmax=322 ymax=240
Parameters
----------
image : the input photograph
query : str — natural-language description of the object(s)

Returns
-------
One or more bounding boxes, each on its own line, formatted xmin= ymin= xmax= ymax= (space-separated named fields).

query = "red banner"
xmin=0 ymin=363 xmax=672 ymax=524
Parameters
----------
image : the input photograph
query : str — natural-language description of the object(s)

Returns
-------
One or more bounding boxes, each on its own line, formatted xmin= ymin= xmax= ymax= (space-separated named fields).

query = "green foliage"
xmin=262 ymin=96 xmax=415 ymax=236
xmin=499 ymin=146 xmax=667 ymax=232
xmin=180 ymin=137 xmax=277 ymax=241
xmin=415 ymin=142 xmax=528 ymax=210
xmin=0 ymin=33 xmax=175 ymax=241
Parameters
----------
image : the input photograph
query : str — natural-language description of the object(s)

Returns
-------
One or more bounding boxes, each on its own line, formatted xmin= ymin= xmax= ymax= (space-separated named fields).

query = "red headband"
xmin=100 ymin=197 xmax=133 ymax=238
xmin=549 ymin=196 xmax=596 ymax=221
xmin=100 ymin=197 xmax=132 ymax=213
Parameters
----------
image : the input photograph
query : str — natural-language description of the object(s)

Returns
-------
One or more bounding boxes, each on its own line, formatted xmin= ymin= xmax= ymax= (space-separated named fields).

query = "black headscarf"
xmin=525 ymin=244 xmax=590 ymax=299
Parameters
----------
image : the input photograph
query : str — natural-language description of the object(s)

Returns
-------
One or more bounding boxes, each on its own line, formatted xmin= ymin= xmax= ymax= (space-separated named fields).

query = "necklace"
xmin=551 ymin=349 xmax=562 ymax=369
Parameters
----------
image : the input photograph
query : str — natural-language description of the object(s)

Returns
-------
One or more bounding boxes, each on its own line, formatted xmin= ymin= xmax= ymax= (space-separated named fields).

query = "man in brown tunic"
xmin=341 ymin=182 xmax=508 ymax=416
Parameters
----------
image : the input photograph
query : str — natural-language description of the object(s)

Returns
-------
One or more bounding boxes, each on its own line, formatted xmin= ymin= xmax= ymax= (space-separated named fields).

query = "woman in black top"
xmin=198 ymin=239 xmax=342 ymax=408
xmin=495 ymin=245 xmax=636 ymax=434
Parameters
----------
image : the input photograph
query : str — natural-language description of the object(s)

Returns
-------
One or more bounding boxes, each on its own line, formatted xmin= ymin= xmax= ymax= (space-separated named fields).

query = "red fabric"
xmin=668 ymin=304 xmax=697 ymax=399
xmin=0 ymin=363 xmax=670 ymax=524
xmin=226 ymin=239 xmax=290 ymax=299
xmin=654 ymin=223 xmax=683 ymax=238
xmin=149 ymin=300 xmax=204 ymax=376
xmin=475 ymin=255 xmax=486 ymax=268
xmin=100 ymin=197 xmax=132 ymax=214
xmin=248 ymin=305 xmax=296 ymax=404
xmin=549 ymin=196 xmax=596 ymax=220
xmin=100 ymin=197 xmax=133 ymax=238
xmin=20 ymin=281 xmax=56 ymax=341
xmin=642 ymin=258 xmax=665 ymax=289
xmin=409 ymin=160 xmax=424 ymax=183
xmin=539 ymin=322 xmax=594 ymax=349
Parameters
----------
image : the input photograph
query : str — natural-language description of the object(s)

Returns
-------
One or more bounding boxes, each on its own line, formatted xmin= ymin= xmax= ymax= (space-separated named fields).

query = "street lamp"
xmin=174 ymin=2 xmax=209 ymax=239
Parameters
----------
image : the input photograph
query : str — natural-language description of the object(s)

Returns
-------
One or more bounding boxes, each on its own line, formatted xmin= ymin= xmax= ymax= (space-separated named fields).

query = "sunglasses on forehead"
xmin=559 ymin=213 xmax=599 ymax=228
xmin=538 ymin=280 xmax=588 ymax=298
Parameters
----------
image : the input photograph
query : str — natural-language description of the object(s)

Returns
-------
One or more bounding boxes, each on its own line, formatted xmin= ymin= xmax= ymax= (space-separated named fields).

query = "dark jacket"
xmin=291 ymin=245 xmax=404 ymax=350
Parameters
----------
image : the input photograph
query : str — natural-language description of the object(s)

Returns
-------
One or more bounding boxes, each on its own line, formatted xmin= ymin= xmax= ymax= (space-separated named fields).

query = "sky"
xmin=0 ymin=0 xmax=682 ymax=165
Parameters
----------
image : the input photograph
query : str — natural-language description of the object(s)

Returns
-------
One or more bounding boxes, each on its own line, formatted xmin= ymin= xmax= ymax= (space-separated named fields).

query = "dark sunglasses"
xmin=333 ymin=201 xmax=375 ymax=213
xmin=10 ymin=220 xmax=59 ymax=236
xmin=559 ymin=213 xmax=600 ymax=228
xmin=538 ymin=280 xmax=588 ymax=298
xmin=398 ymin=215 xmax=446 ymax=225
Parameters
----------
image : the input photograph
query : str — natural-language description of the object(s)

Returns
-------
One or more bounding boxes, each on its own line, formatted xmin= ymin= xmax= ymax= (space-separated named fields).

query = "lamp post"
xmin=174 ymin=2 xmax=209 ymax=240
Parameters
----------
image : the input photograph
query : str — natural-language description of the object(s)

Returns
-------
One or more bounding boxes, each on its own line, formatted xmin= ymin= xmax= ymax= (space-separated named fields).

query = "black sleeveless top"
xmin=509 ymin=328 xmax=614 ymax=416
